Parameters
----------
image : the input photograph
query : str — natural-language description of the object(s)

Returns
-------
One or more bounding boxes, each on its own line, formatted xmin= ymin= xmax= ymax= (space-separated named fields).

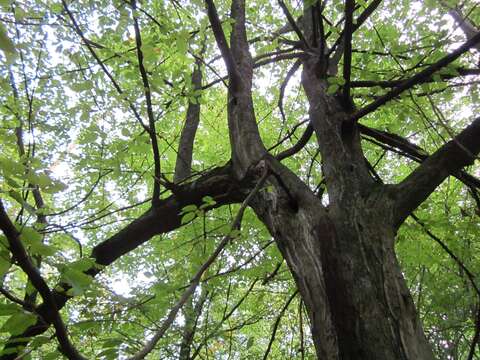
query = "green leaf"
xmin=327 ymin=84 xmax=339 ymax=95
xmin=0 ymin=312 xmax=37 ymax=335
xmin=0 ymin=303 xmax=21 ymax=316
xmin=20 ymin=227 xmax=42 ymax=244
xmin=0 ymin=23 xmax=15 ymax=56
xmin=62 ymin=268 xmax=93 ymax=296
xmin=43 ymin=351 xmax=62 ymax=360
xmin=181 ymin=211 xmax=196 ymax=224
xmin=30 ymin=336 xmax=51 ymax=347
xmin=181 ymin=204 xmax=198 ymax=214
xmin=176 ymin=30 xmax=188 ymax=55
xmin=29 ymin=241 xmax=56 ymax=257
xmin=202 ymin=196 xmax=216 ymax=206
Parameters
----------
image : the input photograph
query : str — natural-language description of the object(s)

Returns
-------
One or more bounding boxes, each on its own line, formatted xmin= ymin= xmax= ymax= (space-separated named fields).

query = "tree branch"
xmin=342 ymin=0 xmax=355 ymax=105
xmin=350 ymin=68 xmax=480 ymax=88
xmin=261 ymin=290 xmax=298 ymax=360
xmin=327 ymin=0 xmax=382 ymax=70
xmin=131 ymin=0 xmax=162 ymax=206
xmin=61 ymin=0 xmax=149 ymax=132
xmin=174 ymin=52 xmax=204 ymax=183
xmin=358 ymin=124 xmax=480 ymax=190
xmin=0 ymin=201 xmax=86 ymax=360
xmin=393 ymin=117 xmax=480 ymax=227
xmin=204 ymin=0 xmax=242 ymax=90
xmin=441 ymin=1 xmax=480 ymax=51
xmin=276 ymin=124 xmax=314 ymax=161
xmin=278 ymin=59 xmax=301 ymax=124
xmin=278 ymin=0 xmax=310 ymax=49
xmin=351 ymin=31 xmax=480 ymax=123
xmin=0 ymin=163 xmax=250 ymax=359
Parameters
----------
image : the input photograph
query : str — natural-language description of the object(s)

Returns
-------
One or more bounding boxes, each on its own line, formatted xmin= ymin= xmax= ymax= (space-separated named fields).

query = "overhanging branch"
xmin=393 ymin=117 xmax=480 ymax=227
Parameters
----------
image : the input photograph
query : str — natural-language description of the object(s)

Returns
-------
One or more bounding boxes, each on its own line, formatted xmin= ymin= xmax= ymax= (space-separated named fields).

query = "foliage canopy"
xmin=0 ymin=0 xmax=479 ymax=359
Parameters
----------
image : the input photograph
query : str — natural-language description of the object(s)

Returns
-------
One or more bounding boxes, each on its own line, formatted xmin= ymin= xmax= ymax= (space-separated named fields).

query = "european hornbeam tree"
xmin=0 ymin=0 xmax=479 ymax=358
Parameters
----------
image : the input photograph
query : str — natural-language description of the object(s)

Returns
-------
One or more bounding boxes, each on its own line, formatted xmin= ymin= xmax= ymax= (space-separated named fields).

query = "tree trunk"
xmin=251 ymin=159 xmax=435 ymax=359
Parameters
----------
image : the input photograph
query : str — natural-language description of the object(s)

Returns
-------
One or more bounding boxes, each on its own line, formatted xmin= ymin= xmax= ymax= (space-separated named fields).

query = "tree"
xmin=0 ymin=0 xmax=479 ymax=358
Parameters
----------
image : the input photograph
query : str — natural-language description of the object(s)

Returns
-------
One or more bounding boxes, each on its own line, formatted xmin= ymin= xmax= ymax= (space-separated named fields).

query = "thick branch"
xmin=359 ymin=124 xmax=480 ymax=190
xmin=442 ymin=1 xmax=480 ymax=51
xmin=351 ymin=68 xmax=480 ymax=88
xmin=204 ymin=0 xmax=242 ymax=89
xmin=393 ymin=117 xmax=480 ymax=227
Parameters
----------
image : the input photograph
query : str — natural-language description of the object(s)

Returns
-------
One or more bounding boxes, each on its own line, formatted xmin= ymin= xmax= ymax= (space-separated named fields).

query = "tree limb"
xmin=342 ymin=0 xmax=355 ymax=104
xmin=351 ymin=68 xmax=480 ymax=88
xmin=278 ymin=0 xmax=310 ymax=49
xmin=0 ymin=201 xmax=86 ymax=360
xmin=174 ymin=52 xmax=204 ymax=183
xmin=204 ymin=0 xmax=242 ymax=90
xmin=131 ymin=0 xmax=162 ymax=206
xmin=393 ymin=117 xmax=480 ymax=227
